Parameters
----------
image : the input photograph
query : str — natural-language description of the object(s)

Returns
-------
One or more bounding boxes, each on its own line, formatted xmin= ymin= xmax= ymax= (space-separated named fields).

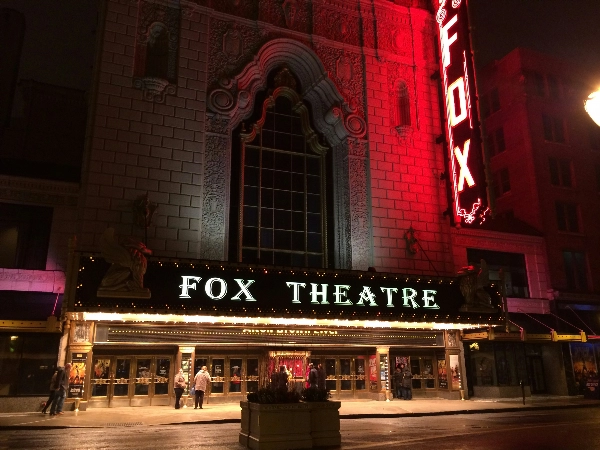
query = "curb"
xmin=1 ymin=402 xmax=598 ymax=431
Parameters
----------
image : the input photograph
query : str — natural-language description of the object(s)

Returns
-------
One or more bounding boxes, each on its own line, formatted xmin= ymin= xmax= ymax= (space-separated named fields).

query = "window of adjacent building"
xmin=548 ymin=158 xmax=572 ymax=187
xmin=466 ymin=342 xmax=533 ymax=389
xmin=493 ymin=168 xmax=511 ymax=198
xmin=480 ymin=88 xmax=500 ymax=119
xmin=563 ymin=251 xmax=588 ymax=291
xmin=555 ymin=202 xmax=579 ymax=232
xmin=0 ymin=203 xmax=53 ymax=270
xmin=590 ymin=123 xmax=600 ymax=151
xmin=0 ymin=333 xmax=61 ymax=395
xmin=229 ymin=70 xmax=331 ymax=268
xmin=533 ymin=72 xmax=546 ymax=96
xmin=466 ymin=248 xmax=529 ymax=298
xmin=542 ymin=114 xmax=565 ymax=143
xmin=488 ymin=127 xmax=506 ymax=157
xmin=547 ymin=75 xmax=560 ymax=99
xmin=398 ymin=81 xmax=411 ymax=127
xmin=489 ymin=88 xmax=500 ymax=113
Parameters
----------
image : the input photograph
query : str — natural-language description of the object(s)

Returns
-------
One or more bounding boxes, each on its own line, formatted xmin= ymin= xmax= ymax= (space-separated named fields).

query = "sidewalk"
xmin=1 ymin=397 xmax=598 ymax=430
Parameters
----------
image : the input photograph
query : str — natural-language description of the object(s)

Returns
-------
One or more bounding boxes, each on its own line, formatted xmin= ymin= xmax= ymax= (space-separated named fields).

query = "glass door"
xmin=112 ymin=357 xmax=132 ymax=407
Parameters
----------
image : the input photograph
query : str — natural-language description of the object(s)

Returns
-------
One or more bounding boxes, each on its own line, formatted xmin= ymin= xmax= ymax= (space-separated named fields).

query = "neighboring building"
xmin=476 ymin=47 xmax=600 ymax=396
xmin=0 ymin=2 xmax=97 ymax=408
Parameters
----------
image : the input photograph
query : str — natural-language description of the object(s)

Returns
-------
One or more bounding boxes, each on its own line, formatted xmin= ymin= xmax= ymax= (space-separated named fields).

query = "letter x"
xmin=454 ymin=139 xmax=475 ymax=192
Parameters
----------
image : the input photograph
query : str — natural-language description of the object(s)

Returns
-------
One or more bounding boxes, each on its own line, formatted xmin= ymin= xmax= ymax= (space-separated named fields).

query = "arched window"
xmin=145 ymin=23 xmax=169 ymax=79
xmin=229 ymin=68 xmax=331 ymax=268
xmin=398 ymin=81 xmax=411 ymax=127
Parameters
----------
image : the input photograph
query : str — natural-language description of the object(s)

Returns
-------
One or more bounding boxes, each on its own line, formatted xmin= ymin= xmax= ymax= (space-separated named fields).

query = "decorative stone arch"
xmin=202 ymin=38 xmax=371 ymax=270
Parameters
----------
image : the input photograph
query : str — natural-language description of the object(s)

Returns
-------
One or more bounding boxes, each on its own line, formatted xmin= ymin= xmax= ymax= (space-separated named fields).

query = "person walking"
xmin=173 ymin=368 xmax=186 ymax=409
xmin=49 ymin=363 xmax=71 ymax=416
xmin=401 ymin=364 xmax=413 ymax=400
xmin=41 ymin=369 xmax=58 ymax=414
xmin=193 ymin=365 xmax=211 ymax=409
xmin=392 ymin=365 xmax=403 ymax=400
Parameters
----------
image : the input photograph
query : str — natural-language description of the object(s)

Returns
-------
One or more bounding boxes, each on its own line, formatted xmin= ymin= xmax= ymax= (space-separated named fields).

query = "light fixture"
xmin=584 ymin=89 xmax=600 ymax=127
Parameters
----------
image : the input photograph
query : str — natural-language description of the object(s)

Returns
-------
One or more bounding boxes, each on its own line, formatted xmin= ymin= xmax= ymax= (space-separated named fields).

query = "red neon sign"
xmin=436 ymin=0 xmax=489 ymax=225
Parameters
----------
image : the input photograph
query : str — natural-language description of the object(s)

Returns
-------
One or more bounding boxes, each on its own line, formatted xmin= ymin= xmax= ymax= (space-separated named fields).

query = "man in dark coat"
xmin=392 ymin=365 xmax=403 ymax=399
xmin=317 ymin=364 xmax=326 ymax=390
xmin=401 ymin=364 xmax=413 ymax=400
xmin=49 ymin=363 xmax=71 ymax=416
xmin=308 ymin=363 xmax=318 ymax=388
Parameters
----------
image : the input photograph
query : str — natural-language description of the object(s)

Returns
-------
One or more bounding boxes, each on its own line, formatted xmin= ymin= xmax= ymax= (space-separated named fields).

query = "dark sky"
xmin=469 ymin=0 xmax=600 ymax=73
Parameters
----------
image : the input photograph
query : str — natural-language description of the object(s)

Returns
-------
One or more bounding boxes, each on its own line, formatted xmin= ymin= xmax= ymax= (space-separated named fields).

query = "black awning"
xmin=556 ymin=305 xmax=600 ymax=336
xmin=508 ymin=312 xmax=559 ymax=334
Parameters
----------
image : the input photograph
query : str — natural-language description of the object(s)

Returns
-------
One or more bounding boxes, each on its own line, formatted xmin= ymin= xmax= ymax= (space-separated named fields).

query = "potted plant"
xmin=240 ymin=383 xmax=340 ymax=449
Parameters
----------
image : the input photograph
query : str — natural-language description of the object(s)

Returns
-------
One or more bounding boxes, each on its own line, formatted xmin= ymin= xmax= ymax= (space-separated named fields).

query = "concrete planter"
xmin=239 ymin=401 xmax=341 ymax=450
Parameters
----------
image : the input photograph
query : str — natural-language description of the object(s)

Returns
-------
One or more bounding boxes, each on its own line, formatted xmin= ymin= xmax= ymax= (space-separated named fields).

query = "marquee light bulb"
xmin=584 ymin=89 xmax=600 ymax=127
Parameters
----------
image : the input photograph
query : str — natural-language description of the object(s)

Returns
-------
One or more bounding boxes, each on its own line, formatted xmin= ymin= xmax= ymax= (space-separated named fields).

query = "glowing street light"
xmin=584 ymin=89 xmax=600 ymax=127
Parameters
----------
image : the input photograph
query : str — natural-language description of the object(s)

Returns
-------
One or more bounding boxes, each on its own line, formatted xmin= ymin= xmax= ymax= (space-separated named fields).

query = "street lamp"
xmin=584 ymin=88 xmax=600 ymax=127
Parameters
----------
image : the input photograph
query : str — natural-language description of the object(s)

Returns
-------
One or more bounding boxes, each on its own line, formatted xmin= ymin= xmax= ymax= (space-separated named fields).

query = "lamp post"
xmin=584 ymin=88 xmax=600 ymax=127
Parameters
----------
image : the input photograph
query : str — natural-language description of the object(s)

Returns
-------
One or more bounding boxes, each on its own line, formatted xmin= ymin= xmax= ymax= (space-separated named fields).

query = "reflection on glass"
xmin=325 ymin=358 xmax=336 ymax=391
xmin=113 ymin=358 xmax=130 ymax=396
xmin=155 ymin=358 xmax=170 ymax=395
xmin=411 ymin=358 xmax=421 ymax=389
xmin=247 ymin=358 xmax=259 ymax=393
xmin=424 ymin=358 xmax=435 ymax=388
xmin=212 ymin=358 xmax=224 ymax=394
xmin=230 ymin=358 xmax=242 ymax=393
xmin=91 ymin=358 xmax=110 ymax=397
xmin=340 ymin=359 xmax=351 ymax=390
xmin=356 ymin=358 xmax=366 ymax=390
xmin=135 ymin=358 xmax=151 ymax=395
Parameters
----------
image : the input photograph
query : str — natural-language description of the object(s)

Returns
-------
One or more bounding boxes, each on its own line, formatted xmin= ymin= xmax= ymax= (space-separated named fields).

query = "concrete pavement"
xmin=1 ymin=396 xmax=598 ymax=430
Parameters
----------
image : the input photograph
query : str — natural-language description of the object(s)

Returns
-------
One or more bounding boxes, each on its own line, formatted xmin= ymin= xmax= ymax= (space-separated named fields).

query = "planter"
xmin=239 ymin=401 xmax=341 ymax=450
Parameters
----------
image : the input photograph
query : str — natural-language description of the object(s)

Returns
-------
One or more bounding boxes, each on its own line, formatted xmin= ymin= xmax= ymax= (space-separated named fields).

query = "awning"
xmin=556 ymin=305 xmax=600 ymax=340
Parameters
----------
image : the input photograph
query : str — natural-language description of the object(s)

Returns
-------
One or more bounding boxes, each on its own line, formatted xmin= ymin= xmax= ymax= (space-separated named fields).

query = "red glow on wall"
xmin=436 ymin=0 xmax=489 ymax=225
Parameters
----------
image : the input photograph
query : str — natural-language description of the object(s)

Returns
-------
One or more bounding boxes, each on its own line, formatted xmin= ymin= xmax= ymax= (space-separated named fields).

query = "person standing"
xmin=41 ymin=369 xmax=58 ymax=414
xmin=193 ymin=365 xmax=211 ymax=409
xmin=49 ymin=363 xmax=71 ymax=416
xmin=307 ymin=363 xmax=318 ymax=388
xmin=402 ymin=364 xmax=413 ymax=400
xmin=317 ymin=363 xmax=326 ymax=390
xmin=392 ymin=365 xmax=403 ymax=400
xmin=173 ymin=368 xmax=186 ymax=409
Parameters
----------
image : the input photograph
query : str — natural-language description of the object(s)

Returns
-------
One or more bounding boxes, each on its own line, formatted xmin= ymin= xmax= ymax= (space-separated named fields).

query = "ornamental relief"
xmin=209 ymin=0 xmax=259 ymax=20
xmin=258 ymin=0 xmax=310 ymax=33
xmin=387 ymin=60 xmax=415 ymax=135
xmin=208 ymin=18 xmax=265 ymax=89
xmin=313 ymin=7 xmax=360 ymax=47
xmin=348 ymin=156 xmax=370 ymax=270
xmin=314 ymin=43 xmax=365 ymax=120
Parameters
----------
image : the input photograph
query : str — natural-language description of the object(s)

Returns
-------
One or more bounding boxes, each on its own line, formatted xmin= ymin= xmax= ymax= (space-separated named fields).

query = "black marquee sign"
xmin=75 ymin=256 xmax=503 ymax=325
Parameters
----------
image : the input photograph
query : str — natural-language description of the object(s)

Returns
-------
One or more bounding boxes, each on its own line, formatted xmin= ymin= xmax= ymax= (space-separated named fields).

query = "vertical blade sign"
xmin=436 ymin=0 xmax=489 ymax=225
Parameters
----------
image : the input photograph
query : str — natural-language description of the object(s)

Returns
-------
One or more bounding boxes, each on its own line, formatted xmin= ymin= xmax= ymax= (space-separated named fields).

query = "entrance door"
xmin=527 ymin=355 xmax=546 ymax=394
xmin=89 ymin=356 xmax=172 ymax=407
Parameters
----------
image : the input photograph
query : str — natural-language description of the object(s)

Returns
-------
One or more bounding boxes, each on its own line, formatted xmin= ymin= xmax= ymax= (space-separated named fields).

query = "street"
xmin=1 ymin=408 xmax=598 ymax=450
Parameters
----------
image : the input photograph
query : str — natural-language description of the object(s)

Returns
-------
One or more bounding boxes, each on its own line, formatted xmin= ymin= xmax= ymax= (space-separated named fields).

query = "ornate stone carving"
xmin=313 ymin=2 xmax=360 ymax=47
xmin=258 ymin=0 xmax=309 ymax=33
xmin=223 ymin=27 xmax=243 ymax=60
xmin=201 ymin=135 xmax=229 ymax=260
xmin=97 ymin=228 xmax=152 ymax=299
xmin=348 ymin=154 xmax=370 ymax=270
xmin=133 ymin=0 xmax=180 ymax=102
xmin=457 ymin=260 xmax=497 ymax=313
xmin=73 ymin=323 xmax=91 ymax=343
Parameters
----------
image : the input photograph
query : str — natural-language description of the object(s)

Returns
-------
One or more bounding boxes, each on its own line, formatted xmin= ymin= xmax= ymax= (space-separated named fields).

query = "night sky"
xmin=469 ymin=0 xmax=600 ymax=74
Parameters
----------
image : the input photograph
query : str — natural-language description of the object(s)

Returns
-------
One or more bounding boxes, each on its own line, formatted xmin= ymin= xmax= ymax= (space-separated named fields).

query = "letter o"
xmin=205 ymin=277 xmax=227 ymax=300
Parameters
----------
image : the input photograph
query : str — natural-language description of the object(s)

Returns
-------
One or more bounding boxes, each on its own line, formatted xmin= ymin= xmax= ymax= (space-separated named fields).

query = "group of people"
xmin=41 ymin=363 xmax=72 ymax=416
xmin=173 ymin=366 xmax=212 ymax=409
xmin=270 ymin=362 xmax=327 ymax=390
xmin=307 ymin=363 xmax=326 ymax=389
xmin=392 ymin=363 xmax=413 ymax=400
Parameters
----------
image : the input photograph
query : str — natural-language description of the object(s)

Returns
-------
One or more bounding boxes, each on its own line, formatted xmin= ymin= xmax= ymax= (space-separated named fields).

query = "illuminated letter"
xmin=381 ymin=287 xmax=399 ymax=307
xmin=448 ymin=77 xmax=467 ymax=126
xmin=310 ymin=283 xmax=329 ymax=305
xmin=179 ymin=276 xmax=201 ymax=298
xmin=356 ymin=286 xmax=378 ymax=307
xmin=440 ymin=14 xmax=458 ymax=69
xmin=454 ymin=139 xmax=475 ymax=191
xmin=231 ymin=279 xmax=256 ymax=301
xmin=205 ymin=277 xmax=227 ymax=300
xmin=286 ymin=282 xmax=306 ymax=304
xmin=333 ymin=284 xmax=352 ymax=305
xmin=422 ymin=290 xmax=440 ymax=309
xmin=402 ymin=288 xmax=419 ymax=308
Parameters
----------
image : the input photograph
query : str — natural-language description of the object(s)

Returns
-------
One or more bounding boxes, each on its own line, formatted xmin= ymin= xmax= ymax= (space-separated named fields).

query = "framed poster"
xmin=369 ymin=355 xmax=378 ymax=390
xmin=68 ymin=353 xmax=87 ymax=398
xmin=438 ymin=358 xmax=448 ymax=389
xmin=449 ymin=354 xmax=461 ymax=390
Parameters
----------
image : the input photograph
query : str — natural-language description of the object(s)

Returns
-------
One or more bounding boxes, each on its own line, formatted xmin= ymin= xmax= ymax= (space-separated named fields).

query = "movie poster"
xmin=395 ymin=356 xmax=409 ymax=370
xmin=570 ymin=343 xmax=598 ymax=394
xmin=68 ymin=353 xmax=87 ymax=398
xmin=449 ymin=354 xmax=461 ymax=390
xmin=369 ymin=355 xmax=377 ymax=390
xmin=438 ymin=358 xmax=448 ymax=389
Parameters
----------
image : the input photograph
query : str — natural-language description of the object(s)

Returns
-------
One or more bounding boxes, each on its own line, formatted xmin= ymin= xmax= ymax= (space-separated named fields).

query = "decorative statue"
xmin=97 ymin=228 xmax=152 ymax=298
xmin=457 ymin=259 xmax=496 ymax=312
